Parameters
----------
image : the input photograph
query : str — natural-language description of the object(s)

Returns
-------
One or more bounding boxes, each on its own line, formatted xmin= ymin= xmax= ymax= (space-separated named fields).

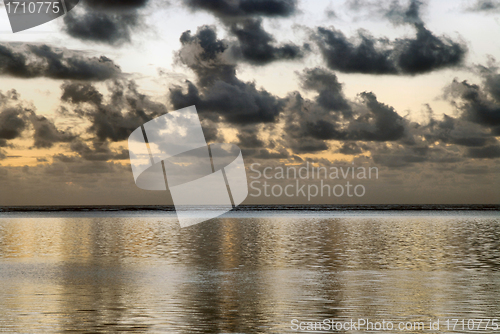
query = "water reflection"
xmin=0 ymin=214 xmax=499 ymax=333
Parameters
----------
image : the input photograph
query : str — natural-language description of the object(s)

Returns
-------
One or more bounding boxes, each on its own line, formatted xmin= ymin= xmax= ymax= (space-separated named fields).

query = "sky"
xmin=0 ymin=0 xmax=498 ymax=205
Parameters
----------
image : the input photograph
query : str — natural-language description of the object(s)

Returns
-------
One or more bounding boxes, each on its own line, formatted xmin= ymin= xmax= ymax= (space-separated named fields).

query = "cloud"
xmin=299 ymin=67 xmax=352 ymax=117
xmin=0 ymin=89 xmax=29 ymax=148
xmin=337 ymin=142 xmax=366 ymax=155
xmin=82 ymin=0 xmax=149 ymax=10
xmin=467 ymin=0 xmax=500 ymax=12
xmin=0 ymin=89 xmax=19 ymax=106
xmin=237 ymin=128 xmax=266 ymax=148
xmin=348 ymin=92 xmax=407 ymax=141
xmin=0 ymin=90 xmax=76 ymax=149
xmin=396 ymin=23 xmax=466 ymax=74
xmin=284 ymin=68 xmax=408 ymax=150
xmin=182 ymin=0 xmax=298 ymax=19
xmin=69 ymin=140 xmax=128 ymax=161
xmin=314 ymin=27 xmax=397 ymax=75
xmin=249 ymin=148 xmax=290 ymax=159
xmin=445 ymin=63 xmax=500 ymax=133
xmin=0 ymin=43 xmax=121 ymax=80
xmin=200 ymin=118 xmax=223 ymax=143
xmin=29 ymin=112 xmax=76 ymax=148
xmin=370 ymin=145 xmax=461 ymax=167
xmin=421 ymin=113 xmax=495 ymax=147
xmin=315 ymin=0 xmax=466 ymax=75
xmin=171 ymin=26 xmax=284 ymax=124
xmin=182 ymin=1 xmax=304 ymax=65
xmin=467 ymin=145 xmax=500 ymax=159
xmin=0 ymin=107 xmax=27 ymax=146
xmin=53 ymin=154 xmax=78 ymax=163
xmin=177 ymin=26 xmax=236 ymax=88
xmin=281 ymin=68 xmax=418 ymax=155
xmin=63 ymin=11 xmax=141 ymax=46
xmin=283 ymin=91 xmax=342 ymax=153
xmin=63 ymin=0 xmax=152 ymax=45
xmin=314 ymin=24 xmax=466 ymax=75
xmin=171 ymin=81 xmax=284 ymax=124
xmin=345 ymin=0 xmax=426 ymax=25
xmin=384 ymin=0 xmax=425 ymax=25
xmin=61 ymin=80 xmax=167 ymax=142
xmin=61 ymin=81 xmax=104 ymax=105
xmin=229 ymin=18 xmax=306 ymax=65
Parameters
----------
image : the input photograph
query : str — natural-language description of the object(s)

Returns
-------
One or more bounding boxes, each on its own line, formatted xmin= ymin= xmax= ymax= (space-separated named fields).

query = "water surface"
xmin=0 ymin=211 xmax=499 ymax=333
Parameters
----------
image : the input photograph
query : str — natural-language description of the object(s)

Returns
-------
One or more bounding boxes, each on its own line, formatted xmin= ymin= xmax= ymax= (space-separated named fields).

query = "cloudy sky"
xmin=0 ymin=0 xmax=498 ymax=205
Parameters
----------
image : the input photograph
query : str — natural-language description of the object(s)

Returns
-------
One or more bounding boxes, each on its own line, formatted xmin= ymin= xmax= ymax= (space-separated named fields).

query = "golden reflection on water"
xmin=0 ymin=215 xmax=499 ymax=333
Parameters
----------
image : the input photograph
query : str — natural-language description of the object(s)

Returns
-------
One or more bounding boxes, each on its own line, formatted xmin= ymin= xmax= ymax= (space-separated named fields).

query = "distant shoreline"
xmin=0 ymin=204 xmax=498 ymax=212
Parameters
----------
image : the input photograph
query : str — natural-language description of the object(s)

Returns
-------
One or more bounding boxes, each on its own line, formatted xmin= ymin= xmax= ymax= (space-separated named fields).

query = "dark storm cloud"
xmin=0 ymin=43 xmax=121 ymax=80
xmin=63 ymin=11 xmax=140 ymax=46
xmin=316 ymin=0 xmax=466 ymax=75
xmin=379 ymin=64 xmax=500 ymax=163
xmin=177 ymin=26 xmax=236 ymax=88
xmin=167 ymin=21 xmax=496 ymax=163
xmin=294 ymin=91 xmax=407 ymax=142
xmin=458 ymin=81 xmax=500 ymax=126
xmin=396 ymin=23 xmax=466 ymax=74
xmin=171 ymin=80 xmax=283 ymax=124
xmin=61 ymin=81 xmax=103 ymax=105
xmin=171 ymin=26 xmax=284 ymax=124
xmin=29 ymin=112 xmax=75 ymax=148
xmin=0 ymin=90 xmax=75 ymax=149
xmin=183 ymin=0 xmax=297 ymax=19
xmin=0 ymin=107 xmax=27 ymax=144
xmin=299 ymin=67 xmax=352 ymax=117
xmin=446 ymin=64 xmax=500 ymax=131
xmin=216 ymin=65 xmax=351 ymax=155
xmin=314 ymin=24 xmax=466 ymax=75
xmin=61 ymin=80 xmax=167 ymax=142
xmin=0 ymin=89 xmax=27 ymax=148
xmin=283 ymin=91 xmax=344 ymax=153
xmin=63 ymin=0 xmax=152 ymax=45
xmin=282 ymin=68 xmax=416 ymax=154
xmin=347 ymin=92 xmax=407 ymax=141
xmin=284 ymin=68 xmax=408 ymax=152
xmin=314 ymin=27 xmax=397 ymax=75
xmin=182 ymin=1 xmax=304 ymax=65
xmin=229 ymin=18 xmax=305 ymax=65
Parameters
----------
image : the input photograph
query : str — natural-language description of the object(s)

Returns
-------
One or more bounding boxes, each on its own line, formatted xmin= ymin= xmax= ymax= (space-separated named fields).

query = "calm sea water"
xmin=0 ymin=211 xmax=499 ymax=333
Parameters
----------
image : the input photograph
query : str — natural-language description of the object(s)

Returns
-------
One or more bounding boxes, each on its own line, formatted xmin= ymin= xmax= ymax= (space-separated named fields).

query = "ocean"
xmin=0 ymin=206 xmax=499 ymax=333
